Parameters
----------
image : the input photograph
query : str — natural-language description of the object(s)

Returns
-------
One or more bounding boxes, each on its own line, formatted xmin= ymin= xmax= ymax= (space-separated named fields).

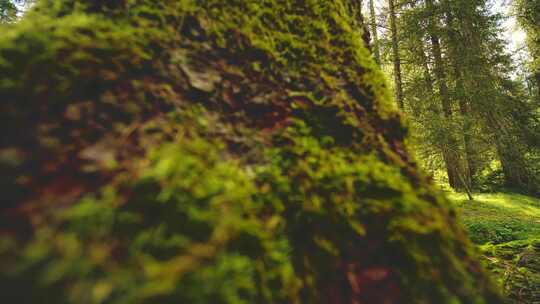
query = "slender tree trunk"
xmin=418 ymin=38 xmax=473 ymax=199
xmin=420 ymin=47 xmax=434 ymax=92
xmin=408 ymin=43 xmax=433 ymax=118
xmin=408 ymin=0 xmax=435 ymax=117
xmin=536 ymin=72 xmax=540 ymax=104
xmin=452 ymin=66 xmax=475 ymax=191
xmin=425 ymin=0 xmax=465 ymax=190
xmin=408 ymin=1 xmax=433 ymax=93
xmin=369 ymin=0 xmax=381 ymax=64
xmin=487 ymin=114 xmax=531 ymax=190
xmin=458 ymin=95 xmax=475 ymax=181
xmin=445 ymin=11 xmax=475 ymax=187
xmin=426 ymin=6 xmax=450 ymax=117
xmin=388 ymin=0 xmax=404 ymax=110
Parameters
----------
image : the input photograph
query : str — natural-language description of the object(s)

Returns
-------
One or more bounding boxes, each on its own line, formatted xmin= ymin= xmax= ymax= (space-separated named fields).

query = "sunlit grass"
xmin=447 ymin=191 xmax=540 ymax=244
xmin=448 ymin=191 xmax=540 ymax=301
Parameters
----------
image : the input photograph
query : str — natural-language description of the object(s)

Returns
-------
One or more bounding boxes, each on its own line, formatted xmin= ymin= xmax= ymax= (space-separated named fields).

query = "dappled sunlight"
xmin=449 ymin=192 xmax=540 ymax=220
xmin=448 ymin=191 xmax=540 ymax=246
xmin=449 ymin=191 xmax=540 ymax=301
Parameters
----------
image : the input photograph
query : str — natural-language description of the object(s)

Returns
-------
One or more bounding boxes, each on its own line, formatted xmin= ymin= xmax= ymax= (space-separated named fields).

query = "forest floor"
xmin=449 ymin=192 xmax=540 ymax=302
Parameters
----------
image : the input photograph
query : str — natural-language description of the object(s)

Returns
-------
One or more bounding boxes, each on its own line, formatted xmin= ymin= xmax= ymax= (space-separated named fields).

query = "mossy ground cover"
xmin=450 ymin=192 xmax=540 ymax=302
xmin=450 ymin=192 xmax=540 ymax=244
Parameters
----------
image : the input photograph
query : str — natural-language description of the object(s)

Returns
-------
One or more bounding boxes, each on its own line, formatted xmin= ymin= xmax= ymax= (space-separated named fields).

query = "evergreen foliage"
xmin=0 ymin=0 xmax=17 ymax=22
xmin=379 ymin=0 xmax=540 ymax=194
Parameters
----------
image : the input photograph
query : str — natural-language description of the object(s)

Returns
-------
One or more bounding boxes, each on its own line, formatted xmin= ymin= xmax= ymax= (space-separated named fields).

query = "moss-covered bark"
xmin=0 ymin=0 xmax=504 ymax=303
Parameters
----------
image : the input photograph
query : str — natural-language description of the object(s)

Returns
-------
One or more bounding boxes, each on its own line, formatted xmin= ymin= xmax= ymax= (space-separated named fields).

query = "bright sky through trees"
xmin=493 ymin=0 xmax=527 ymax=53
xmin=367 ymin=0 xmax=527 ymax=57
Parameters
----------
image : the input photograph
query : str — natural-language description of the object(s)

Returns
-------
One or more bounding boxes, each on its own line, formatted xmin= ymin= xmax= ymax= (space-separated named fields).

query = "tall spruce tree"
xmin=442 ymin=0 xmax=538 ymax=192
xmin=426 ymin=0 xmax=471 ymax=191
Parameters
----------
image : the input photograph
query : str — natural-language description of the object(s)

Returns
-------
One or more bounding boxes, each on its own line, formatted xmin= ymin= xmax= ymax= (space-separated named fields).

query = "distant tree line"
xmin=364 ymin=0 xmax=540 ymax=195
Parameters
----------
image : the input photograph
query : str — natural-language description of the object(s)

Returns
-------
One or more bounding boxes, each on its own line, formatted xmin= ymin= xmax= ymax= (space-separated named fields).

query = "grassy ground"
xmin=449 ymin=192 xmax=540 ymax=303
xmin=449 ymin=192 xmax=540 ymax=244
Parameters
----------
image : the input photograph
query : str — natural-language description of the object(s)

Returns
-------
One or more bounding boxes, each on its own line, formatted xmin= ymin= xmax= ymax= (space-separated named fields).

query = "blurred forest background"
xmin=362 ymin=0 xmax=539 ymax=195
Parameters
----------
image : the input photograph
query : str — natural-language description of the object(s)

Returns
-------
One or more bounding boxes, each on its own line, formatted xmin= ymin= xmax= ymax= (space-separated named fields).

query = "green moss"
xmin=450 ymin=192 xmax=540 ymax=302
xmin=1 ymin=133 xmax=299 ymax=303
xmin=450 ymin=192 xmax=540 ymax=244
xmin=480 ymin=239 xmax=540 ymax=303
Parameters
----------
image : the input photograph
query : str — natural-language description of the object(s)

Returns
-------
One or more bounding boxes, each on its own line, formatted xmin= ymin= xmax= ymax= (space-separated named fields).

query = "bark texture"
xmin=368 ymin=0 xmax=381 ymax=64
xmin=388 ymin=0 xmax=404 ymax=110
xmin=425 ymin=0 xmax=469 ymax=191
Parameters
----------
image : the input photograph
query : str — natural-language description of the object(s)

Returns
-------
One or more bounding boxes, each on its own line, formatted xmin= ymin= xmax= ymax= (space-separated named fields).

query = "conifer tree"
xmin=396 ymin=0 xmax=539 ymax=193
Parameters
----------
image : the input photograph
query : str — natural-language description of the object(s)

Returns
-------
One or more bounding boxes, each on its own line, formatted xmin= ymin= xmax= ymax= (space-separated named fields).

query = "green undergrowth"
xmin=450 ymin=192 xmax=540 ymax=244
xmin=1 ymin=127 xmax=301 ymax=303
xmin=481 ymin=240 xmax=540 ymax=303
xmin=450 ymin=192 xmax=540 ymax=303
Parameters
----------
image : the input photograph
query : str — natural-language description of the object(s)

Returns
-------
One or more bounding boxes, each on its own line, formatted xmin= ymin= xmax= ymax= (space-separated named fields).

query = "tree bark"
xmin=458 ymin=93 xmax=476 ymax=183
xmin=388 ymin=0 xmax=404 ymax=110
xmin=445 ymin=11 xmax=475 ymax=187
xmin=536 ymin=72 xmax=540 ymax=105
xmin=425 ymin=0 xmax=467 ymax=190
xmin=426 ymin=0 xmax=452 ymax=182
xmin=483 ymin=110 xmax=532 ymax=191
xmin=369 ymin=0 xmax=381 ymax=64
